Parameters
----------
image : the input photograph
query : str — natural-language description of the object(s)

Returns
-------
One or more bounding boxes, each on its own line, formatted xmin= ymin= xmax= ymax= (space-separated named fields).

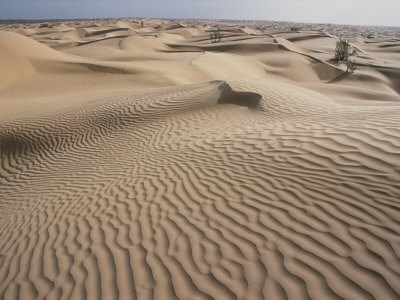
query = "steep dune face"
xmin=0 ymin=31 xmax=64 ymax=89
xmin=1 ymin=19 xmax=400 ymax=300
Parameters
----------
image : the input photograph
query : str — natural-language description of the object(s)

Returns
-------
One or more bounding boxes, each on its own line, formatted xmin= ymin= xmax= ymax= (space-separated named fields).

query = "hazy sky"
xmin=0 ymin=0 xmax=399 ymax=27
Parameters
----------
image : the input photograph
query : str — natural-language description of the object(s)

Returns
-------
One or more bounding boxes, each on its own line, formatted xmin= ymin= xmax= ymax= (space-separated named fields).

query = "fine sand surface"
xmin=1 ymin=18 xmax=400 ymax=299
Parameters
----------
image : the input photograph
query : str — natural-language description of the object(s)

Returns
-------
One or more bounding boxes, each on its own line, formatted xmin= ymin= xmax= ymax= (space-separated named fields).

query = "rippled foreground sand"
xmin=1 ymin=18 xmax=400 ymax=299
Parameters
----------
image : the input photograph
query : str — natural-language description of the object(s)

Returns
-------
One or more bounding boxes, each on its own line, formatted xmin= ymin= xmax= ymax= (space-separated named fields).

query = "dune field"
xmin=0 ymin=18 xmax=400 ymax=299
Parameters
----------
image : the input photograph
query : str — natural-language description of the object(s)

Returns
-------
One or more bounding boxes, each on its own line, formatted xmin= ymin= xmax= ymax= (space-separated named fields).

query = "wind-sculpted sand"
xmin=0 ymin=19 xmax=400 ymax=300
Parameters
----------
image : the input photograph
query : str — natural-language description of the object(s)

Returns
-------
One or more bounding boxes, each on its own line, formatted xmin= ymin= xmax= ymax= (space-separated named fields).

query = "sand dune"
xmin=1 ymin=19 xmax=400 ymax=300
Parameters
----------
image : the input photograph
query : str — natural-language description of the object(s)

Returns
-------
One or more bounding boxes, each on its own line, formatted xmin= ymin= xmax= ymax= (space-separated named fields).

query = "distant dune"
xmin=1 ymin=18 xmax=400 ymax=300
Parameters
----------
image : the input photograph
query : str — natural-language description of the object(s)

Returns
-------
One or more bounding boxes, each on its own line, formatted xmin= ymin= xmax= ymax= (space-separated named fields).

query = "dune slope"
xmin=1 ymin=78 xmax=400 ymax=299
xmin=1 ymin=19 xmax=400 ymax=300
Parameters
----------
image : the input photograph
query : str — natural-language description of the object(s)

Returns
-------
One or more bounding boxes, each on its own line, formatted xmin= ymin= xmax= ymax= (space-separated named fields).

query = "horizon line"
xmin=0 ymin=16 xmax=399 ymax=29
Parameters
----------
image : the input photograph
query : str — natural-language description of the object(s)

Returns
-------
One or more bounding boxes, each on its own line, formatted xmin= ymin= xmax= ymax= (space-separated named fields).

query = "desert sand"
xmin=0 ymin=18 xmax=400 ymax=299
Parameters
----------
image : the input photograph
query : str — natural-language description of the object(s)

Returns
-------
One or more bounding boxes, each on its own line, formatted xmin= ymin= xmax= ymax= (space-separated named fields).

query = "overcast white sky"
xmin=0 ymin=0 xmax=399 ymax=27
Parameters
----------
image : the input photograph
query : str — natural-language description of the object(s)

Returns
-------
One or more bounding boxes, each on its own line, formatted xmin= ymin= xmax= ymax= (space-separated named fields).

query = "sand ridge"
xmin=0 ymin=18 xmax=400 ymax=300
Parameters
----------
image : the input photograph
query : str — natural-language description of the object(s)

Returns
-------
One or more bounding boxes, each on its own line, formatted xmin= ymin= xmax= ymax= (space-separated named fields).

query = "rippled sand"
xmin=1 ymin=19 xmax=400 ymax=299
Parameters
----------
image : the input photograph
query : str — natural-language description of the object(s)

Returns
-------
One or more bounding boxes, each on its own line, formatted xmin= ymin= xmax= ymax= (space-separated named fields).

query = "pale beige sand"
xmin=1 ymin=19 xmax=400 ymax=300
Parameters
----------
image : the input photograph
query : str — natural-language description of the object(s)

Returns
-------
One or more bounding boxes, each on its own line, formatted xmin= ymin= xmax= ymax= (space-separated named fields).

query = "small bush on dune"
xmin=333 ymin=38 xmax=358 ymax=73
xmin=334 ymin=38 xmax=358 ymax=62
xmin=346 ymin=59 xmax=357 ymax=73
xmin=134 ymin=19 xmax=144 ymax=27
xmin=210 ymin=26 xmax=224 ymax=43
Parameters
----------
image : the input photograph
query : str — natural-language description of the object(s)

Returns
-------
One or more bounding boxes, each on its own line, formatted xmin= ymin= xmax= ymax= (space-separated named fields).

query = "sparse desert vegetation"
xmin=210 ymin=26 xmax=224 ymax=43
xmin=346 ymin=59 xmax=357 ymax=73
xmin=333 ymin=38 xmax=358 ymax=73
